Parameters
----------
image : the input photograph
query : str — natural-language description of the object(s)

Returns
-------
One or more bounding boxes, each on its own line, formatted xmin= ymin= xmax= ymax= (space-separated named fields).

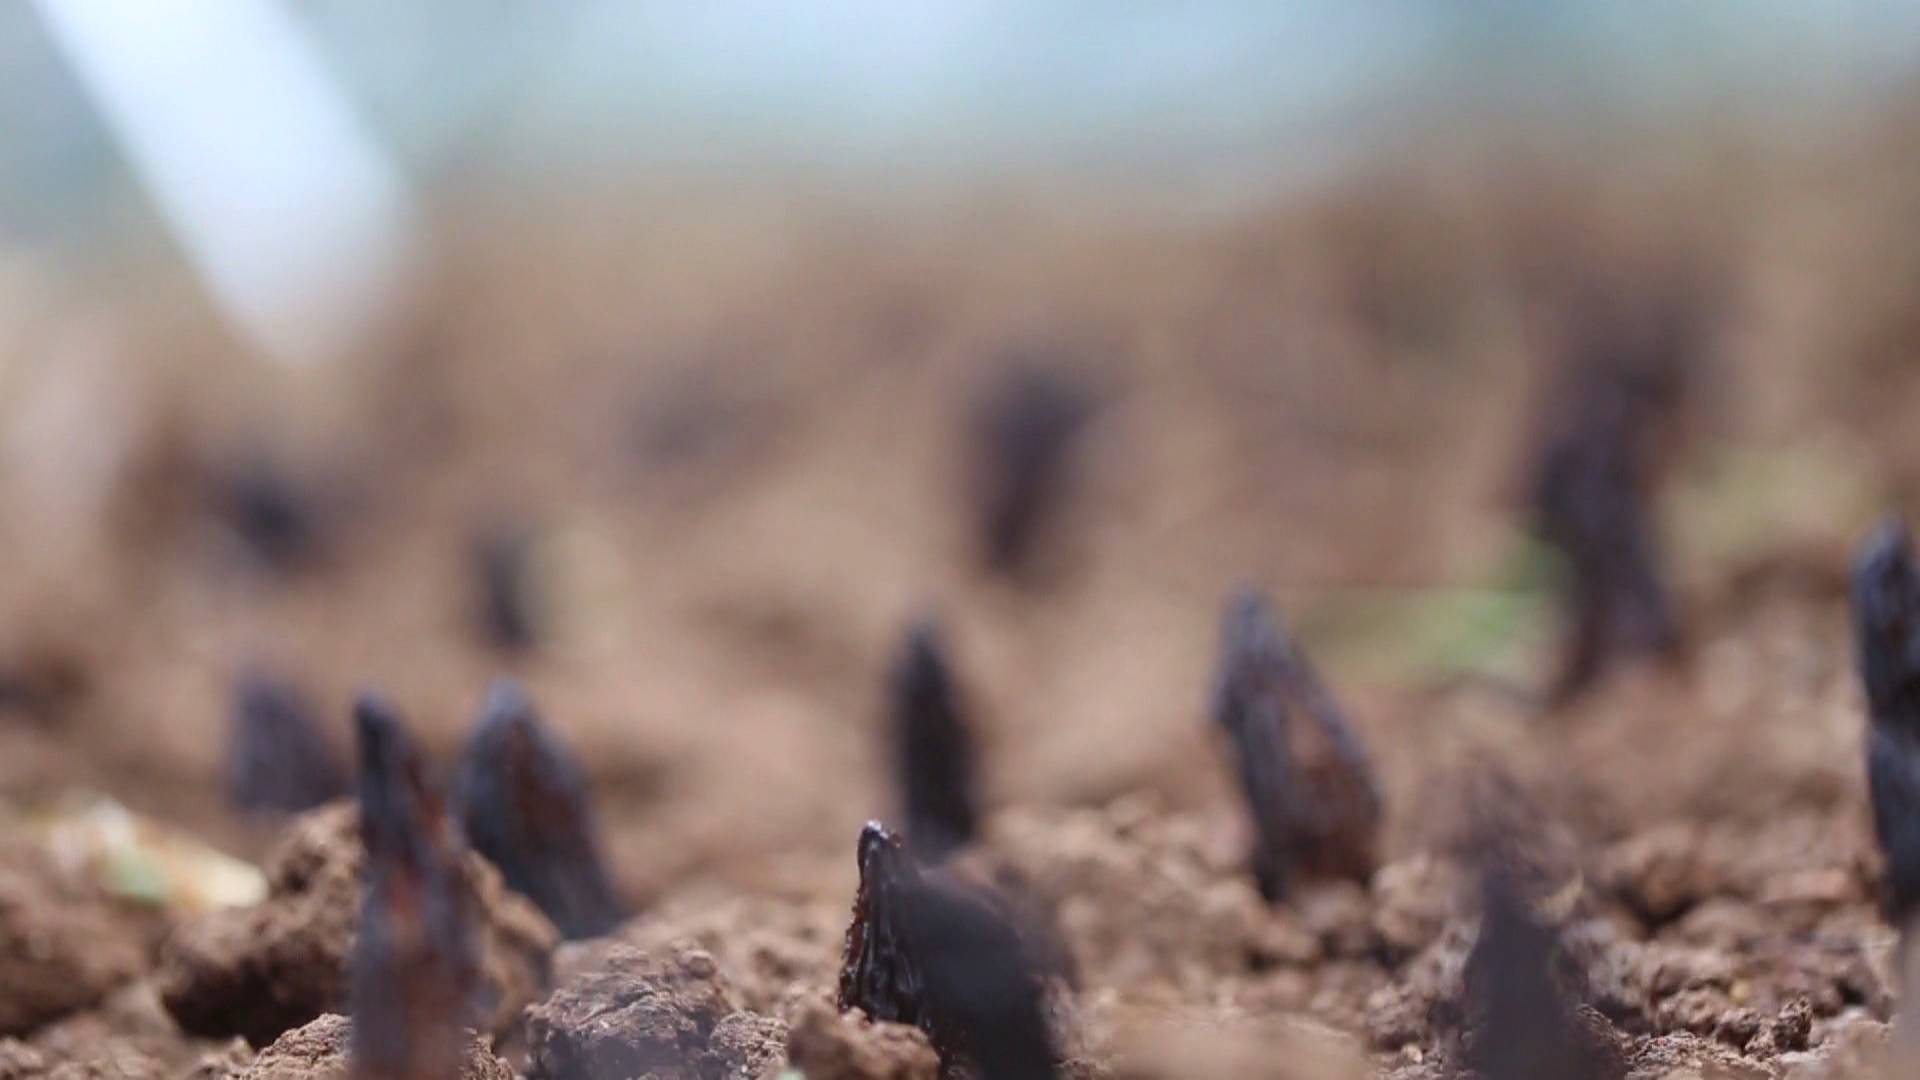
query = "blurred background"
xmin=2 ymin=2 xmax=1920 ymax=903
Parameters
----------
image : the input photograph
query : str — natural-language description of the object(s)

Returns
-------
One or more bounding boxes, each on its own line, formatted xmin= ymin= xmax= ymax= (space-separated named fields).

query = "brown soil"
xmin=523 ymin=944 xmax=782 ymax=1080
xmin=239 ymin=1014 xmax=508 ymax=1080
xmin=0 ymin=842 xmax=148 ymax=1037
xmin=785 ymin=1001 xmax=941 ymax=1080
xmin=7 ymin=102 xmax=1920 ymax=1078
xmin=156 ymin=804 xmax=556 ymax=1048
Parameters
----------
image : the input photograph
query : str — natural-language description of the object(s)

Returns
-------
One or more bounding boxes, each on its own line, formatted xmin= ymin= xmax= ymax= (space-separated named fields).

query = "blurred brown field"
xmin=8 ymin=48 xmax=1920 ymax=1072
xmin=0 ymin=92 xmax=1916 ymax=895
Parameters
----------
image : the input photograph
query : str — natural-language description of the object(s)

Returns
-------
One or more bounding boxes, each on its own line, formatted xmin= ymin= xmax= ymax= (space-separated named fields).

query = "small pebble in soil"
xmin=225 ymin=671 xmax=347 ymax=816
xmin=1209 ymin=589 xmax=1382 ymax=902
xmin=968 ymin=360 xmax=1094 ymax=577
xmin=454 ymin=679 xmax=626 ymax=939
xmin=836 ymin=822 xmax=1058 ymax=1078
xmin=349 ymin=694 xmax=482 ymax=1080
xmin=887 ymin=618 xmax=979 ymax=862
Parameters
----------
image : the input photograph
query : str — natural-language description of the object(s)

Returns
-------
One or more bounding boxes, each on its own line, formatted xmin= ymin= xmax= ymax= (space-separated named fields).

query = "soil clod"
xmin=523 ymin=944 xmax=782 ymax=1080
xmin=0 ymin=842 xmax=146 ymax=1039
xmin=243 ymin=1014 xmax=507 ymax=1080
xmin=158 ymin=802 xmax=556 ymax=1049
xmin=788 ymin=999 xmax=940 ymax=1080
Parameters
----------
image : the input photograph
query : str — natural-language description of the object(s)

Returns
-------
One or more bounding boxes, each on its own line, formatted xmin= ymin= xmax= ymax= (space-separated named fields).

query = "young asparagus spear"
xmin=225 ymin=670 xmax=347 ymax=814
xmin=454 ymin=679 xmax=625 ymax=939
xmin=837 ymin=821 xmax=1057 ymax=1079
xmin=969 ymin=363 xmax=1093 ymax=576
xmin=1853 ymin=521 xmax=1920 ymax=932
xmin=837 ymin=822 xmax=924 ymax=1029
xmin=472 ymin=524 xmax=540 ymax=653
xmin=1527 ymin=286 xmax=1697 ymax=702
xmin=1210 ymin=589 xmax=1381 ymax=901
xmin=1459 ymin=862 xmax=1621 ymax=1080
xmin=350 ymin=694 xmax=479 ymax=1080
xmin=888 ymin=619 xmax=979 ymax=862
